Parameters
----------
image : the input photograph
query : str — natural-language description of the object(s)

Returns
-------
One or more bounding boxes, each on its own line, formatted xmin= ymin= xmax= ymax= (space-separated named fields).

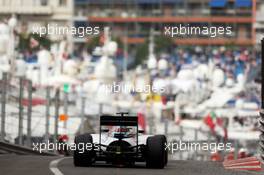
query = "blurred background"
xmin=0 ymin=0 xmax=262 ymax=162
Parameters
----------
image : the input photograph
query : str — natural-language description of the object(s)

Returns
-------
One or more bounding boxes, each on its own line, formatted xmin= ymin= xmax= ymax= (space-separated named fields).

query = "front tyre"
xmin=146 ymin=135 xmax=167 ymax=169
xmin=73 ymin=133 xmax=94 ymax=167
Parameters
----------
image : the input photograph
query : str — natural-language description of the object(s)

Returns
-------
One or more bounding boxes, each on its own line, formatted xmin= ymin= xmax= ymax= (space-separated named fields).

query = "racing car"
xmin=73 ymin=112 xmax=168 ymax=168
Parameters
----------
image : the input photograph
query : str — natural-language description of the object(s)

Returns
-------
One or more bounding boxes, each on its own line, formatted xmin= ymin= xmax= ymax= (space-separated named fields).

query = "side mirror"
xmin=139 ymin=130 xmax=145 ymax=134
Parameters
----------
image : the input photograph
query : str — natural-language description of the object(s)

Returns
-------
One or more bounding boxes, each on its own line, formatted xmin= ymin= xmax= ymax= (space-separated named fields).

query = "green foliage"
xmin=86 ymin=36 xmax=100 ymax=53
xmin=18 ymin=32 xmax=28 ymax=52
xmin=224 ymin=42 xmax=236 ymax=50
xmin=85 ymin=36 xmax=124 ymax=53
xmin=134 ymin=35 xmax=174 ymax=67
xmin=134 ymin=42 xmax=148 ymax=67
xmin=32 ymin=33 xmax=51 ymax=50
xmin=85 ymin=35 xmax=175 ymax=68
xmin=17 ymin=32 xmax=51 ymax=52
xmin=154 ymin=35 xmax=174 ymax=54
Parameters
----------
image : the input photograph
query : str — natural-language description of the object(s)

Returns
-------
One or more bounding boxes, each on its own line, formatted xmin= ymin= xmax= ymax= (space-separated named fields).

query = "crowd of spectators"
xmin=167 ymin=46 xmax=261 ymax=83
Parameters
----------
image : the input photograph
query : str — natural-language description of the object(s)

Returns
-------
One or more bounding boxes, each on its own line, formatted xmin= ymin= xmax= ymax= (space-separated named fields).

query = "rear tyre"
xmin=73 ymin=133 xmax=94 ymax=167
xmin=146 ymin=135 xmax=167 ymax=169
xmin=162 ymin=136 xmax=168 ymax=166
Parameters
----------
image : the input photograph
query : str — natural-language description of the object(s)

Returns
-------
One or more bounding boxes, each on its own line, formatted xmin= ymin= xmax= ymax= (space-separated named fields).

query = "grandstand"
xmin=73 ymin=0 xmax=256 ymax=47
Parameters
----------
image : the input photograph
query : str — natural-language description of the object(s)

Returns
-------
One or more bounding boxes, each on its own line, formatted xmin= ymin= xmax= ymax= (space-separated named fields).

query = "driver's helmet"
xmin=110 ymin=126 xmax=135 ymax=138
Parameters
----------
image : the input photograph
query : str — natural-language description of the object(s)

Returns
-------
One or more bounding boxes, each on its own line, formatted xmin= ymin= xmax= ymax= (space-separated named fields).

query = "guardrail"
xmin=260 ymin=38 xmax=264 ymax=163
xmin=0 ymin=141 xmax=56 ymax=156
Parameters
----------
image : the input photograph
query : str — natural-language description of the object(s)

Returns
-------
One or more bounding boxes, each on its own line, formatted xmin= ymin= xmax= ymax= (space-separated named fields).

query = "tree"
xmin=17 ymin=32 xmax=51 ymax=52
xmin=85 ymin=35 xmax=124 ymax=53
xmin=134 ymin=35 xmax=174 ymax=67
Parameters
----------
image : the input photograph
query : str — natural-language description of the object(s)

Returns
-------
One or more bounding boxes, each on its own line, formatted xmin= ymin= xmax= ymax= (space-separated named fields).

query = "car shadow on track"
xmin=87 ymin=162 xmax=149 ymax=169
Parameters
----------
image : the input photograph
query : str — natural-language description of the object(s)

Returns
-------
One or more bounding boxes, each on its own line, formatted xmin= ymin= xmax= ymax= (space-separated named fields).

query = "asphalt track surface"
xmin=0 ymin=155 xmax=262 ymax=175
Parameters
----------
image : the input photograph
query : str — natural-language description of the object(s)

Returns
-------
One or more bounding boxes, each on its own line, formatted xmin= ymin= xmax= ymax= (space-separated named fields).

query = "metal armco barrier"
xmin=1 ymin=72 xmax=8 ymax=141
xmin=260 ymin=38 xmax=264 ymax=163
xmin=0 ymin=141 xmax=56 ymax=156
xmin=260 ymin=110 xmax=264 ymax=162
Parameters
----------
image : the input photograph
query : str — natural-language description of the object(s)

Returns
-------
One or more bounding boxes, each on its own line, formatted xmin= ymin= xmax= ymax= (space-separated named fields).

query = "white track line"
xmin=49 ymin=157 xmax=68 ymax=175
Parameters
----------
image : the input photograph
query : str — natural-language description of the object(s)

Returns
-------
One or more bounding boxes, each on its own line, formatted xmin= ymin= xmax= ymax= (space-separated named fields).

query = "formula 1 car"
xmin=73 ymin=112 xmax=168 ymax=168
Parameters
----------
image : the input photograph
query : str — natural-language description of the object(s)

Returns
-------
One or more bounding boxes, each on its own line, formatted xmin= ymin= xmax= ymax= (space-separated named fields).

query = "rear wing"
xmin=99 ymin=113 xmax=139 ymax=153
xmin=100 ymin=115 xmax=138 ymax=126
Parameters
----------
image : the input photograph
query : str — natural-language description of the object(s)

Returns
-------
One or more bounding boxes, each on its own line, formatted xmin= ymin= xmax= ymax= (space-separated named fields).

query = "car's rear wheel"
xmin=73 ymin=133 xmax=94 ymax=167
xmin=162 ymin=135 xmax=168 ymax=166
xmin=146 ymin=135 xmax=167 ymax=169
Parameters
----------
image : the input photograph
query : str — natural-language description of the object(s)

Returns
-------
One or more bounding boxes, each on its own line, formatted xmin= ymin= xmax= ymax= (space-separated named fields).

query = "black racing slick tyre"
xmin=73 ymin=133 xmax=94 ymax=167
xmin=146 ymin=135 xmax=167 ymax=169
xmin=162 ymin=135 xmax=168 ymax=166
